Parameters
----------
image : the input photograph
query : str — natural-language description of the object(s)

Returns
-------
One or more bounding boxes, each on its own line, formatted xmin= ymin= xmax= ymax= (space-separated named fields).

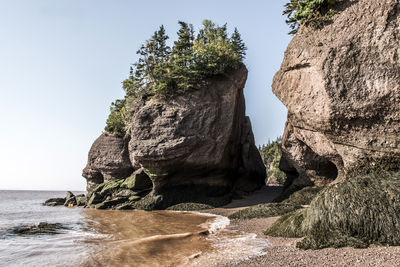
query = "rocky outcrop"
xmin=8 ymin=222 xmax=70 ymax=236
xmin=269 ymin=0 xmax=400 ymax=249
xmin=82 ymin=65 xmax=266 ymax=209
xmin=82 ymin=133 xmax=134 ymax=192
xmin=43 ymin=191 xmax=87 ymax=207
xmin=273 ymin=0 xmax=400 ymax=187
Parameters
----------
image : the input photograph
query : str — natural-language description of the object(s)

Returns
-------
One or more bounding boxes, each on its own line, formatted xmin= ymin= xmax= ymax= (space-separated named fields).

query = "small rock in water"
xmin=10 ymin=222 xmax=70 ymax=235
xmin=43 ymin=198 xmax=65 ymax=206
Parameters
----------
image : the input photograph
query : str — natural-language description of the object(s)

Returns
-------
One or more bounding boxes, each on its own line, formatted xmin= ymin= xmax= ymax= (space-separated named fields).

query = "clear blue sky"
xmin=0 ymin=0 xmax=291 ymax=190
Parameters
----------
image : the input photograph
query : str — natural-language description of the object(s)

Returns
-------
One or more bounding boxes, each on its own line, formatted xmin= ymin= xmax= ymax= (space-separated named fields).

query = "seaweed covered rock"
xmin=267 ymin=171 xmax=400 ymax=249
xmin=273 ymin=186 xmax=323 ymax=206
xmin=273 ymin=0 xmax=400 ymax=187
xmin=265 ymin=208 xmax=308 ymax=238
xmin=229 ymin=186 xmax=321 ymax=220
xmin=229 ymin=203 xmax=302 ymax=220
xmin=43 ymin=197 xmax=65 ymax=206
xmin=166 ymin=203 xmax=215 ymax=211
xmin=84 ymin=169 xmax=153 ymax=209
xmin=83 ymin=65 xmax=265 ymax=210
xmin=9 ymin=222 xmax=70 ymax=236
xmin=64 ymin=191 xmax=77 ymax=206
xmin=44 ymin=191 xmax=86 ymax=207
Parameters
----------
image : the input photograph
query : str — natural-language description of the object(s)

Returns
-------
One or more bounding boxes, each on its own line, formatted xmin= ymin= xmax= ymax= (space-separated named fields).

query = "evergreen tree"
xmin=171 ymin=21 xmax=194 ymax=67
xmin=153 ymin=25 xmax=171 ymax=63
xmin=231 ymin=28 xmax=247 ymax=61
xmin=170 ymin=21 xmax=197 ymax=91
xmin=193 ymin=20 xmax=240 ymax=76
xmin=107 ymin=20 xmax=249 ymax=135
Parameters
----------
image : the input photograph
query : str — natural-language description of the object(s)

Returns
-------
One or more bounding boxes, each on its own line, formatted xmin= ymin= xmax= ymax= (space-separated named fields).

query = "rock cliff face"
xmin=82 ymin=133 xmax=133 ymax=192
xmin=82 ymin=65 xmax=265 ymax=209
xmin=270 ymin=0 xmax=400 ymax=248
xmin=273 ymin=0 xmax=400 ymax=187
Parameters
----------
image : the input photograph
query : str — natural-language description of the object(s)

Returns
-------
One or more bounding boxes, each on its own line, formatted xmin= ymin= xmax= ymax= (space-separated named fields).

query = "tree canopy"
xmin=106 ymin=20 xmax=247 ymax=136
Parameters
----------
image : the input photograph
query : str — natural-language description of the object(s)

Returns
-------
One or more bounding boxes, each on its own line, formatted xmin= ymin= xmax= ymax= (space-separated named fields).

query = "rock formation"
xmin=273 ymin=0 xmax=400 ymax=187
xmin=82 ymin=133 xmax=133 ymax=192
xmin=82 ymin=65 xmax=266 ymax=210
xmin=270 ymin=0 xmax=400 ymax=248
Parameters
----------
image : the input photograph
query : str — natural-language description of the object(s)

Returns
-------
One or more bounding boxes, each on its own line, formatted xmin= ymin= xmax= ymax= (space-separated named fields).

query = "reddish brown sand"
xmin=195 ymin=186 xmax=400 ymax=267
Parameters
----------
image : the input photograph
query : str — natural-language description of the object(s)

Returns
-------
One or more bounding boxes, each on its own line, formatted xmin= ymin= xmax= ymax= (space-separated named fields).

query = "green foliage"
xmin=106 ymin=20 xmax=247 ymax=135
xmin=123 ymin=20 xmax=247 ymax=98
xmin=283 ymin=0 xmax=342 ymax=34
xmin=258 ymin=137 xmax=286 ymax=184
xmin=104 ymin=99 xmax=127 ymax=136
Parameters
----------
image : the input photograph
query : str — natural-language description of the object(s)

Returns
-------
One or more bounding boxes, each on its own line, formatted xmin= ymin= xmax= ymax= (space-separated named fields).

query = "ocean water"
xmin=0 ymin=190 xmax=270 ymax=267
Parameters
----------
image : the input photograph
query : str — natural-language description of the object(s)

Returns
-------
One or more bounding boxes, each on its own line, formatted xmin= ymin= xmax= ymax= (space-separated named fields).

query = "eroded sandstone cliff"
xmin=82 ymin=65 xmax=266 ymax=210
xmin=270 ymin=0 xmax=400 ymax=248
xmin=273 ymin=0 xmax=400 ymax=187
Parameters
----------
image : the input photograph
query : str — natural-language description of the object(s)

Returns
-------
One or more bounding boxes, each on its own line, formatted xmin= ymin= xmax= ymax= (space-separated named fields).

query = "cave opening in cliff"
xmin=302 ymin=142 xmax=340 ymax=184
xmin=317 ymin=159 xmax=338 ymax=181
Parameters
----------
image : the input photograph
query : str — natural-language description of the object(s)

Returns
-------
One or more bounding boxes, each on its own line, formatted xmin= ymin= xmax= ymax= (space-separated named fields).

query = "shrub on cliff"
xmin=104 ymin=99 xmax=127 ymax=136
xmin=105 ymin=20 xmax=247 ymax=135
xmin=284 ymin=0 xmax=342 ymax=34
xmin=259 ymin=137 xmax=286 ymax=184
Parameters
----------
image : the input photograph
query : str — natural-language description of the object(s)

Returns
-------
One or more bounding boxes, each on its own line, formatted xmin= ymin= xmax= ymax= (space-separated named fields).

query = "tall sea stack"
xmin=83 ymin=65 xmax=266 ymax=210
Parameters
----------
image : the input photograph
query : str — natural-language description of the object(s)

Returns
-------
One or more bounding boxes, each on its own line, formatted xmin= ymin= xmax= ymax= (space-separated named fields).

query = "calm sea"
xmin=0 ymin=190 xmax=270 ymax=267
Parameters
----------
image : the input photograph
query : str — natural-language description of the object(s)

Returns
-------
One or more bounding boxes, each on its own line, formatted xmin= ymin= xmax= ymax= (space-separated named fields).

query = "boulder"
xmin=75 ymin=194 xmax=87 ymax=206
xmin=43 ymin=197 xmax=65 ymax=206
xmin=95 ymin=197 xmax=127 ymax=209
xmin=87 ymin=192 xmax=103 ymax=206
xmin=64 ymin=191 xmax=77 ymax=206
xmin=10 ymin=222 xmax=69 ymax=236
xmin=120 ymin=169 xmax=152 ymax=191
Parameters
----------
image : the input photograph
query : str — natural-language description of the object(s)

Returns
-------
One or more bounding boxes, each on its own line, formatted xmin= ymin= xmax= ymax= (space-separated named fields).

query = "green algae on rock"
xmin=229 ymin=203 xmax=303 ymax=220
xmin=166 ymin=203 xmax=215 ymax=211
xmin=266 ymin=171 xmax=400 ymax=249
xmin=264 ymin=208 xmax=308 ymax=238
xmin=273 ymin=186 xmax=323 ymax=206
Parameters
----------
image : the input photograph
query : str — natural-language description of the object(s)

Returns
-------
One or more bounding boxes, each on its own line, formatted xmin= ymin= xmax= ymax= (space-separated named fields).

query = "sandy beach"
xmin=197 ymin=186 xmax=400 ymax=267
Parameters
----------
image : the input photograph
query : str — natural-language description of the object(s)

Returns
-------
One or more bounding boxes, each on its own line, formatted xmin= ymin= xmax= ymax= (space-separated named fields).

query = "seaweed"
xmin=264 ymin=208 xmax=308 ymax=238
xmin=267 ymin=170 xmax=400 ymax=249
xmin=166 ymin=203 xmax=215 ymax=211
xmin=229 ymin=203 xmax=303 ymax=220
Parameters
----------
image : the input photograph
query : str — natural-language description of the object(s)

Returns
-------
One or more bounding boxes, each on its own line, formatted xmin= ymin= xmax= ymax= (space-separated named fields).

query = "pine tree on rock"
xmin=170 ymin=21 xmax=197 ymax=91
xmin=231 ymin=28 xmax=247 ymax=61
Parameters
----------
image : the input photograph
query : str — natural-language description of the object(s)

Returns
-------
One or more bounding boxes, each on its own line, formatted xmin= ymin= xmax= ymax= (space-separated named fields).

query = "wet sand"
xmin=196 ymin=186 xmax=400 ymax=267
xmin=80 ymin=209 xmax=215 ymax=267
